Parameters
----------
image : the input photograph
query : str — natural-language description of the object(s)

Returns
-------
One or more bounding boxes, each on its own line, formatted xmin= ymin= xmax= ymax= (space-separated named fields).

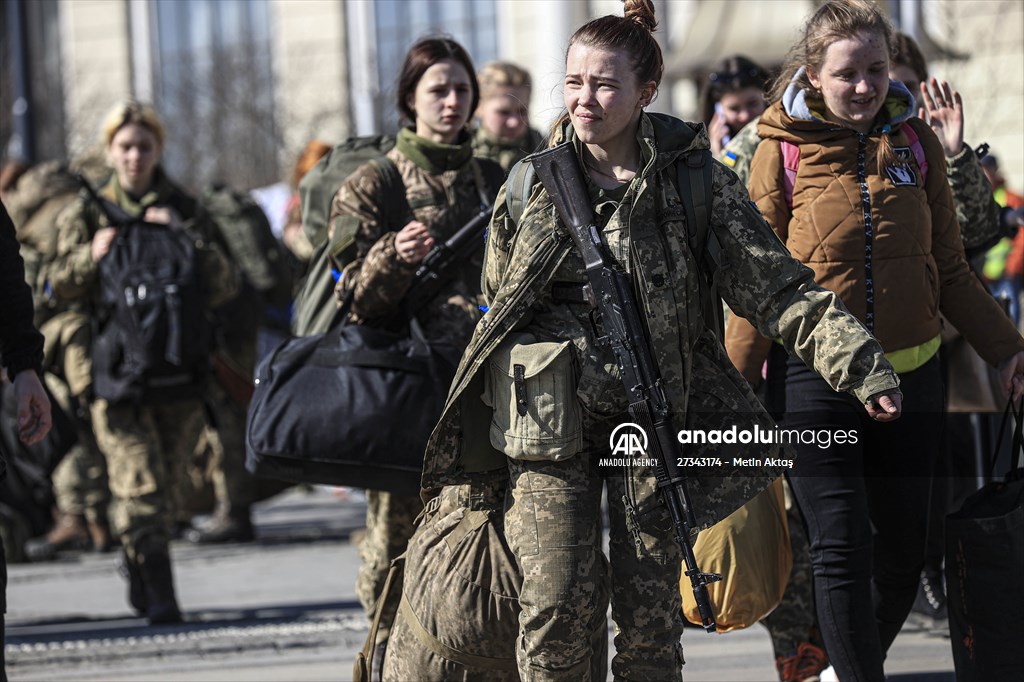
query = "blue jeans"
xmin=768 ymin=348 xmax=943 ymax=682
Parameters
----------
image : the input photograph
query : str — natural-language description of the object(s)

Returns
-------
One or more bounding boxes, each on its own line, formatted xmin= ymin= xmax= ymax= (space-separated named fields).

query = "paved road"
xmin=5 ymin=487 xmax=955 ymax=681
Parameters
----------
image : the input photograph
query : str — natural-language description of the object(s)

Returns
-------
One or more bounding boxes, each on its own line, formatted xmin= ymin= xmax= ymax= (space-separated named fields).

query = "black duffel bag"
xmin=945 ymin=399 xmax=1024 ymax=681
xmin=245 ymin=302 xmax=461 ymax=496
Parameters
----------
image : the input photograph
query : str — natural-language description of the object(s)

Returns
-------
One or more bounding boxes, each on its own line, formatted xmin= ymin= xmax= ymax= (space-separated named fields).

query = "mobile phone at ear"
xmin=714 ymin=103 xmax=731 ymax=146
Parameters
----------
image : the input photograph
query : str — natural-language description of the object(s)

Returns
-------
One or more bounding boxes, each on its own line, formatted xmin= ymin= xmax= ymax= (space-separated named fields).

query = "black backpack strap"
xmin=505 ymin=158 xmax=536 ymax=225
xmin=675 ymin=149 xmax=724 ymax=341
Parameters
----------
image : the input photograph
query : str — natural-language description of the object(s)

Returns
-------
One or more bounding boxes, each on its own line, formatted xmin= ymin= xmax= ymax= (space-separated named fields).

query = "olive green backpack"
xmin=291 ymin=136 xmax=399 ymax=337
xmin=354 ymin=471 xmax=609 ymax=682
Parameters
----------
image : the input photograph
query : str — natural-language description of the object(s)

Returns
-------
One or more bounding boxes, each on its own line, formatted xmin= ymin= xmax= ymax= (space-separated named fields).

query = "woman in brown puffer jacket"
xmin=724 ymin=2 xmax=1024 ymax=680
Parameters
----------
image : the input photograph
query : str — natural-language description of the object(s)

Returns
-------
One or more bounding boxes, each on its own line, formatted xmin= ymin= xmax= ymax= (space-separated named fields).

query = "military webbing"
xmin=675 ymin=149 xmax=724 ymax=341
xmin=506 ymin=148 xmax=724 ymax=341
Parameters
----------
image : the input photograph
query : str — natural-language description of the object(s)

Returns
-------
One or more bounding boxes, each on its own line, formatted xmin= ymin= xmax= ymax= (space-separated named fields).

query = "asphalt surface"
xmin=5 ymin=487 xmax=956 ymax=681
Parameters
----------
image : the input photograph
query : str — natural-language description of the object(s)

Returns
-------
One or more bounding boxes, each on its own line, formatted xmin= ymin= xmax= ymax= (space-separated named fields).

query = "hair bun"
xmin=623 ymin=0 xmax=658 ymax=33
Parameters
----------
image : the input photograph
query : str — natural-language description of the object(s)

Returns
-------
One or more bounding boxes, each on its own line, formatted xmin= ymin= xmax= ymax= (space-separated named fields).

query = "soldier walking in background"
xmin=48 ymin=101 xmax=238 ymax=624
xmin=471 ymin=61 xmax=545 ymax=174
xmin=329 ymin=36 xmax=504 ymax=662
xmin=3 ymin=157 xmax=115 ymax=561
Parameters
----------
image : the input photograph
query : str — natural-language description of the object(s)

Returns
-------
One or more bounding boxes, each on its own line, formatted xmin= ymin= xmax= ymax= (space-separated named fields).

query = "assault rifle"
xmin=402 ymin=203 xmax=492 ymax=311
xmin=531 ymin=144 xmax=723 ymax=633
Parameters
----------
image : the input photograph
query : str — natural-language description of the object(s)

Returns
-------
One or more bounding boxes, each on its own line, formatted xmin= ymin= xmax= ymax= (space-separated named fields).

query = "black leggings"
xmin=768 ymin=347 xmax=943 ymax=682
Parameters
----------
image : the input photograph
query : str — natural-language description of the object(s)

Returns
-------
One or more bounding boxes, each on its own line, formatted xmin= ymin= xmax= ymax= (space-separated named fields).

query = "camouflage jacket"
xmin=471 ymin=126 xmax=545 ymax=175
xmin=721 ymin=117 xmax=1000 ymax=252
xmin=330 ymin=128 xmax=504 ymax=345
xmin=49 ymin=168 xmax=239 ymax=313
xmin=421 ymin=113 xmax=898 ymax=531
xmin=5 ymin=161 xmax=83 ymax=324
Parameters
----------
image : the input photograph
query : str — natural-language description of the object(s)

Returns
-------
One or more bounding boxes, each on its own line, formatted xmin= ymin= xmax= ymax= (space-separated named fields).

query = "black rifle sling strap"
xmin=507 ymin=150 xmax=725 ymax=342
xmin=676 ymin=149 xmax=725 ymax=342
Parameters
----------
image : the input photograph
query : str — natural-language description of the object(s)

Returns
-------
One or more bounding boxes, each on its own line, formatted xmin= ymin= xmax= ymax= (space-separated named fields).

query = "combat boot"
xmin=116 ymin=549 xmax=148 ymax=615
xmin=185 ymin=508 xmax=255 ymax=545
xmin=86 ymin=513 xmax=114 ymax=553
xmin=138 ymin=549 xmax=183 ymax=625
xmin=25 ymin=512 xmax=91 ymax=561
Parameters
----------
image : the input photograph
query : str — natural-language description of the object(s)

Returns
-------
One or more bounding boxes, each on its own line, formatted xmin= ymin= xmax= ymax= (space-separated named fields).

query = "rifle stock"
xmin=531 ymin=143 xmax=722 ymax=633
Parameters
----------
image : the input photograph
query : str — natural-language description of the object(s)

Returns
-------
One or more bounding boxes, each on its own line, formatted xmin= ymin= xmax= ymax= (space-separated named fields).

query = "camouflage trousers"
xmin=356 ymin=489 xmax=423 ymax=640
xmin=203 ymin=381 xmax=257 ymax=516
xmin=90 ymin=398 xmax=206 ymax=559
xmin=43 ymin=373 xmax=110 ymax=520
xmin=505 ymin=419 xmax=685 ymax=682
xmin=761 ymin=480 xmax=819 ymax=663
xmin=52 ymin=439 xmax=109 ymax=521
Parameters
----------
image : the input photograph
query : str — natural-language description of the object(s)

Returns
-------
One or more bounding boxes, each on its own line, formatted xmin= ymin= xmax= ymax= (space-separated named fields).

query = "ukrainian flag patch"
xmin=723 ymin=151 xmax=738 ymax=168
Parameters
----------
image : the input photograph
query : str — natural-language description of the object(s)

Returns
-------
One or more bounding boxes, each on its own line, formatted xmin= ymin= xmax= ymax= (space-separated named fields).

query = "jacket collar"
xmin=551 ymin=111 xmax=709 ymax=180
xmin=396 ymin=127 xmax=474 ymax=173
xmin=782 ymin=66 xmax=916 ymax=134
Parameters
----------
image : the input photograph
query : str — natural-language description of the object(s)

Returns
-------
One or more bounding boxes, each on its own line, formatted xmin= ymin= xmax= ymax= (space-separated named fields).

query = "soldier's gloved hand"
xmin=864 ymin=390 xmax=902 ymax=422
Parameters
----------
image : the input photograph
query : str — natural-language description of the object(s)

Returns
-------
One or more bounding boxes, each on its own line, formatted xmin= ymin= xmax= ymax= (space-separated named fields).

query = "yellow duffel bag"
xmin=682 ymin=476 xmax=791 ymax=632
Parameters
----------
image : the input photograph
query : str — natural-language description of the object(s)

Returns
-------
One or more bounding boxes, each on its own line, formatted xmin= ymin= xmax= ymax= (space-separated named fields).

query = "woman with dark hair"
xmin=700 ymin=54 xmax=770 ymax=156
xmin=327 ymin=35 xmax=503 ymax=649
xmin=418 ymin=0 xmax=905 ymax=678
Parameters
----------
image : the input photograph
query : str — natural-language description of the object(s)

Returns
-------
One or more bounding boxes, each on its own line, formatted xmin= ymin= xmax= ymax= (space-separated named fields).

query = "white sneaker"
xmin=819 ymin=665 xmax=839 ymax=682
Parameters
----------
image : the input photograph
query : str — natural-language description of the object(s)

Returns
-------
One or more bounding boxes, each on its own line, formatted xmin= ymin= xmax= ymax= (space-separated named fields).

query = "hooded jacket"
xmin=726 ymin=77 xmax=1024 ymax=383
xmin=421 ymin=112 xmax=898 ymax=531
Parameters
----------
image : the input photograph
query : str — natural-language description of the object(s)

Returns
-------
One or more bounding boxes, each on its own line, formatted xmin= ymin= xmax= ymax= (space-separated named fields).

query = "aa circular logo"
xmin=609 ymin=422 xmax=648 ymax=456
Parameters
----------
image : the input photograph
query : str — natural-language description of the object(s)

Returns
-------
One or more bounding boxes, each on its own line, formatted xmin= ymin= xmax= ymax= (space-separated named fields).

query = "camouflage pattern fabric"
xmin=719 ymin=118 xmax=763 ymax=188
xmin=332 ymin=129 xmax=503 ymax=639
xmin=203 ymin=380 xmax=256 ymax=516
xmin=506 ymin=417 xmax=683 ymax=681
xmin=421 ymin=112 xmax=898 ymax=679
xmin=356 ymin=490 xmax=423 ymax=644
xmin=946 ymin=144 xmax=1001 ymax=251
xmin=50 ymin=169 xmax=239 ymax=312
xmin=472 ymin=126 xmax=546 ymax=175
xmin=89 ymin=398 xmax=206 ymax=559
xmin=330 ymin=129 xmax=503 ymax=344
xmin=47 ymin=169 xmax=238 ymax=561
xmin=47 ymin=375 xmax=109 ymax=520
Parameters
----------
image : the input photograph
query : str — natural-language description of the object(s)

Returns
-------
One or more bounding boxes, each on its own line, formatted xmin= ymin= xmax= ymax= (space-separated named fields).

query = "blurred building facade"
xmin=1 ymin=0 xmax=1021 ymax=191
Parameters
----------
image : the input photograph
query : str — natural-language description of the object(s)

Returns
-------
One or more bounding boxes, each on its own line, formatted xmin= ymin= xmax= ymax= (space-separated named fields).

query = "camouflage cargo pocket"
xmin=483 ymin=332 xmax=583 ymax=461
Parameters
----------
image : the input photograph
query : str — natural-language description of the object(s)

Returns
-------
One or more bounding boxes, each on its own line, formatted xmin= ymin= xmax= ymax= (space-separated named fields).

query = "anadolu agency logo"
xmin=610 ymin=422 xmax=648 ymax=456
xmin=602 ymin=423 xmax=657 ymax=468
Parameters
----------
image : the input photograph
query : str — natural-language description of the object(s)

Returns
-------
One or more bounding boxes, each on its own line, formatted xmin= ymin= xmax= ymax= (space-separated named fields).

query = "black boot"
xmin=137 ymin=549 xmax=183 ymax=625
xmin=185 ymin=509 xmax=254 ymax=545
xmin=116 ymin=550 xmax=148 ymax=616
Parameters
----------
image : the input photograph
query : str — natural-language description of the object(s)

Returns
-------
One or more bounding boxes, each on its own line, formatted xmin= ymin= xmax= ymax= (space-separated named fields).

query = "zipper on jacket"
xmin=857 ymin=133 xmax=875 ymax=332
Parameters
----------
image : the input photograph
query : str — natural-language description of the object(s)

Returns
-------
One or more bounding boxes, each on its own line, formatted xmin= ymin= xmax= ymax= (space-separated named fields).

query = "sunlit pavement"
xmin=5 ymin=487 xmax=954 ymax=681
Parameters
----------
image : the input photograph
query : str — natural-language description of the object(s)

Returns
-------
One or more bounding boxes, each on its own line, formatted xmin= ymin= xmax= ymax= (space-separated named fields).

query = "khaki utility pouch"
xmin=483 ymin=332 xmax=582 ymax=461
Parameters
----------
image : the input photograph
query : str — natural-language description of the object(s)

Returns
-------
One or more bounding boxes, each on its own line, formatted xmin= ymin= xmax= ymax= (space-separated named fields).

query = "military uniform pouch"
xmin=483 ymin=333 xmax=583 ymax=461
